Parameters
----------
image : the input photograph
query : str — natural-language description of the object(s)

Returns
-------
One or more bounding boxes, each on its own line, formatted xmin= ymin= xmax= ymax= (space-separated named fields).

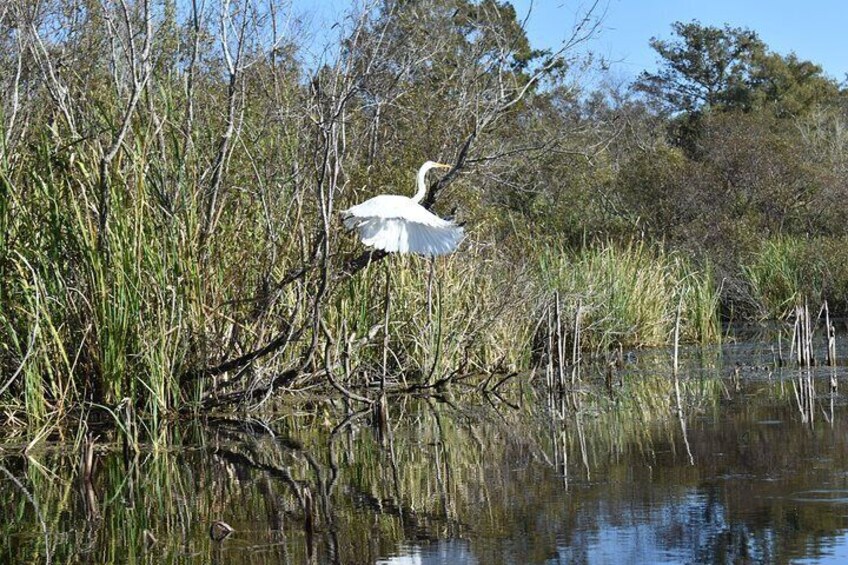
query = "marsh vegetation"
xmin=1 ymin=1 xmax=848 ymax=560
xmin=2 ymin=0 xmax=844 ymax=424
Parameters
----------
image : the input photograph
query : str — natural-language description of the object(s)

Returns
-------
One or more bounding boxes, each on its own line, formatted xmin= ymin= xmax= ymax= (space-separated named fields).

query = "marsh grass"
xmin=2 ymin=134 xmax=543 ymax=424
xmin=2 ymin=151 xmax=728 ymax=427
xmin=743 ymin=236 xmax=848 ymax=318
xmin=327 ymin=243 xmax=536 ymax=388
xmin=1 ymin=144 xmax=208 ymax=422
xmin=538 ymin=241 xmax=721 ymax=355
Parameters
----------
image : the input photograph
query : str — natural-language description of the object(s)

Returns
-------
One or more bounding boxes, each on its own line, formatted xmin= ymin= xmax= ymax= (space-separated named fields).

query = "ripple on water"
xmin=789 ymin=490 xmax=848 ymax=504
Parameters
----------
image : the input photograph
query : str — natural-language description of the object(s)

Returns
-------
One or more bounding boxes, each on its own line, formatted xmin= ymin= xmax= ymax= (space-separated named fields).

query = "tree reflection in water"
xmin=3 ymin=345 xmax=848 ymax=563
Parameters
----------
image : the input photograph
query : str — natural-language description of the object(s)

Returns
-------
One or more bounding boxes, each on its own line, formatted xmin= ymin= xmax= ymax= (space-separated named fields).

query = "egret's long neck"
xmin=412 ymin=163 xmax=434 ymax=203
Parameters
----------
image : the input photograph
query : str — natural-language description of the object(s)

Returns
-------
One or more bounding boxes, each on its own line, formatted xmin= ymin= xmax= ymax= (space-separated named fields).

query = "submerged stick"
xmin=829 ymin=366 xmax=837 ymax=427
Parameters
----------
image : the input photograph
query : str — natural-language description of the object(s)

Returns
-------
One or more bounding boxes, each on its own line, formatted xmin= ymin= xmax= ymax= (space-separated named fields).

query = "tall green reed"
xmin=0 ymin=138 xmax=206 ymax=422
xmin=326 ymin=242 xmax=535 ymax=389
xmin=742 ymin=236 xmax=848 ymax=318
xmin=538 ymin=240 xmax=720 ymax=353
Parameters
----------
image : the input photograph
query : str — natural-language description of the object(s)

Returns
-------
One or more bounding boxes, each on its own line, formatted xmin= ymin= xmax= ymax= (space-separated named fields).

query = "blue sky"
xmin=290 ymin=1 xmax=847 ymax=82
xmin=515 ymin=0 xmax=847 ymax=81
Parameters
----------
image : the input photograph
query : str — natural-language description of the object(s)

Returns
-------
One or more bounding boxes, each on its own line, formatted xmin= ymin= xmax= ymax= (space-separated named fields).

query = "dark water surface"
xmin=4 ymin=340 xmax=848 ymax=564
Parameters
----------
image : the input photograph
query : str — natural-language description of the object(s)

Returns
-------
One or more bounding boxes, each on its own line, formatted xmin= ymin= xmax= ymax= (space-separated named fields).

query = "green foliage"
xmin=0 ymin=145 xmax=201 ymax=417
xmin=538 ymin=241 xmax=720 ymax=351
xmin=636 ymin=20 xmax=840 ymax=117
xmin=742 ymin=236 xmax=848 ymax=318
xmin=615 ymin=144 xmax=689 ymax=238
xmin=750 ymin=52 xmax=841 ymax=117
xmin=610 ymin=106 xmax=848 ymax=311
xmin=635 ymin=21 xmax=766 ymax=113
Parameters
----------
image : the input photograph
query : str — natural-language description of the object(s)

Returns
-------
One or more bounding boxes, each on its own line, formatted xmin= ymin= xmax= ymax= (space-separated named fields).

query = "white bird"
xmin=342 ymin=161 xmax=464 ymax=255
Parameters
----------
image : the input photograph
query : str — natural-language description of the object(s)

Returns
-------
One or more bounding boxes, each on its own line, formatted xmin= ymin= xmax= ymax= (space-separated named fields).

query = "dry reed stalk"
xmin=571 ymin=300 xmax=581 ymax=385
xmin=825 ymin=301 xmax=836 ymax=366
xmin=805 ymin=300 xmax=813 ymax=366
xmin=555 ymin=290 xmax=565 ymax=392
xmin=546 ymin=302 xmax=555 ymax=396
xmin=673 ymin=304 xmax=680 ymax=376
xmin=793 ymin=302 xmax=815 ymax=367
xmin=568 ymin=301 xmax=582 ymax=412
xmin=789 ymin=312 xmax=798 ymax=366
xmin=673 ymin=297 xmax=694 ymax=465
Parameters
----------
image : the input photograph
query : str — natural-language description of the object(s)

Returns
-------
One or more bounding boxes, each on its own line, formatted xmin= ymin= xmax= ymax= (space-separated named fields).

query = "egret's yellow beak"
xmin=434 ymin=162 xmax=451 ymax=169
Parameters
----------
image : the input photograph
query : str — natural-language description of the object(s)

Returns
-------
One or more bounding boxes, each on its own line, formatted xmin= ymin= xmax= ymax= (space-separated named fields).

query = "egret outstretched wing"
xmin=342 ymin=162 xmax=464 ymax=256
xmin=344 ymin=213 xmax=464 ymax=255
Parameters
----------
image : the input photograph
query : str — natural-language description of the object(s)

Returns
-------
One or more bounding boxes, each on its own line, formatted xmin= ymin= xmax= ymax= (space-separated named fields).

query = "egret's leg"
xmin=381 ymin=258 xmax=391 ymax=393
xmin=375 ymin=258 xmax=392 ymax=443
xmin=427 ymin=256 xmax=435 ymax=324
xmin=425 ymin=257 xmax=446 ymax=386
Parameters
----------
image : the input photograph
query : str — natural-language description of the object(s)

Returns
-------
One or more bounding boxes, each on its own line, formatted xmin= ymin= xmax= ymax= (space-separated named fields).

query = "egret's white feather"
xmin=343 ymin=195 xmax=453 ymax=227
xmin=341 ymin=161 xmax=464 ymax=256
xmin=346 ymin=216 xmax=463 ymax=255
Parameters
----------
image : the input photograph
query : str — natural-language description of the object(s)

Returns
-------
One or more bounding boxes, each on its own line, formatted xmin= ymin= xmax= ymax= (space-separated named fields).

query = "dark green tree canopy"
xmin=749 ymin=52 xmax=840 ymax=116
xmin=635 ymin=21 xmax=765 ymax=114
xmin=635 ymin=20 xmax=839 ymax=117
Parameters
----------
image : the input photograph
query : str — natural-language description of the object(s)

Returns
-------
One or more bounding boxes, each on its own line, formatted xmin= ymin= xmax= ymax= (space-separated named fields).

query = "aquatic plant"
xmin=537 ymin=240 xmax=721 ymax=355
xmin=742 ymin=236 xmax=848 ymax=318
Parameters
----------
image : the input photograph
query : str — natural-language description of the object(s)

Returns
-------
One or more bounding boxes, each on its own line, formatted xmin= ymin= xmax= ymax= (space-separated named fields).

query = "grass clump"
xmin=538 ymin=240 xmax=720 ymax=353
xmin=742 ymin=236 xmax=848 ymax=318
xmin=0 ymin=149 xmax=201 ymax=422
xmin=327 ymin=242 xmax=535 ymax=386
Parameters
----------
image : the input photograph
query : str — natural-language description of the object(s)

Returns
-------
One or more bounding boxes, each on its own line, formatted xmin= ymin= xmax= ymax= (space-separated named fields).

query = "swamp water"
xmin=4 ymin=339 xmax=848 ymax=564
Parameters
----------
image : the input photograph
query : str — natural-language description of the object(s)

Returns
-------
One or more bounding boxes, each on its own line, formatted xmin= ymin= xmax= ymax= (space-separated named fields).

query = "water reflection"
xmin=2 ymin=342 xmax=848 ymax=563
xmin=377 ymin=540 xmax=477 ymax=565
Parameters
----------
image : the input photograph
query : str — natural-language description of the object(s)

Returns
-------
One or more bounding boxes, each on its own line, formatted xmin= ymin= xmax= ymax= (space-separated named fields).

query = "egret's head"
xmin=414 ymin=161 xmax=453 ymax=203
xmin=424 ymin=160 xmax=451 ymax=170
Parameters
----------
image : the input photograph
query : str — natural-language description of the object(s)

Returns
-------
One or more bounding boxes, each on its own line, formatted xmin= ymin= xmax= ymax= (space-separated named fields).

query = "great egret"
xmin=342 ymin=161 xmax=464 ymax=255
